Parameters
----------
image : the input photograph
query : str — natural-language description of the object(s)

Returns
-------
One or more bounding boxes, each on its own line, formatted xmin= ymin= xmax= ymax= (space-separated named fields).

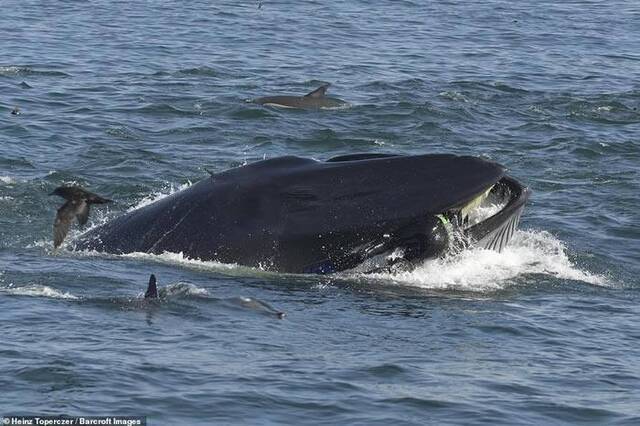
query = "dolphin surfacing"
xmin=74 ymin=154 xmax=529 ymax=274
xmin=253 ymin=84 xmax=348 ymax=110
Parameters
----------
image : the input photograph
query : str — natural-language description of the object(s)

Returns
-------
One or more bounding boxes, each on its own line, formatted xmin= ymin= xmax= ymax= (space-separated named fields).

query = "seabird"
xmin=50 ymin=186 xmax=112 ymax=248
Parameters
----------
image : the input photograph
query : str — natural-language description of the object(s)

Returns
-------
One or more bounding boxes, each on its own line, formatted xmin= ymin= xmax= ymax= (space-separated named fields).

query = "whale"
xmin=253 ymin=84 xmax=347 ymax=109
xmin=74 ymin=153 xmax=530 ymax=274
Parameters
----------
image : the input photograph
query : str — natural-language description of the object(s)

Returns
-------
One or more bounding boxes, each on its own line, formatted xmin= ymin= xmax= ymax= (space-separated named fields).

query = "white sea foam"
xmin=70 ymin=230 xmax=606 ymax=292
xmin=0 ymin=66 xmax=25 ymax=74
xmin=121 ymin=250 xmax=240 ymax=272
xmin=0 ymin=176 xmax=17 ymax=185
xmin=1 ymin=284 xmax=78 ymax=299
xmin=91 ymin=230 xmax=605 ymax=292
xmin=126 ymin=181 xmax=193 ymax=212
xmin=134 ymin=281 xmax=209 ymax=299
xmin=439 ymin=90 xmax=472 ymax=103
xmin=104 ymin=250 xmax=291 ymax=280
xmin=95 ymin=231 xmax=610 ymax=292
xmin=359 ymin=230 xmax=608 ymax=291
xmin=162 ymin=282 xmax=209 ymax=297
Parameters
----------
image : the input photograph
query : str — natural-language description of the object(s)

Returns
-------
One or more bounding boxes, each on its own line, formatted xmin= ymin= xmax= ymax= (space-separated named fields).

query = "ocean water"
xmin=1 ymin=1 xmax=639 ymax=424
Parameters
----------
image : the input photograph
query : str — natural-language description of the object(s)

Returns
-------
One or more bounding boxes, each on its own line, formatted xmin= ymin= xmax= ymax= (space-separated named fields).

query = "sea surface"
xmin=1 ymin=1 xmax=639 ymax=424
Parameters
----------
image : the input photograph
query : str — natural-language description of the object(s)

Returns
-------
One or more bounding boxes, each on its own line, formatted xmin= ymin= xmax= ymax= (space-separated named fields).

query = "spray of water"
xmin=363 ymin=230 xmax=608 ymax=291
xmin=0 ymin=284 xmax=78 ymax=299
xmin=125 ymin=181 xmax=193 ymax=212
xmin=87 ymin=230 xmax=607 ymax=292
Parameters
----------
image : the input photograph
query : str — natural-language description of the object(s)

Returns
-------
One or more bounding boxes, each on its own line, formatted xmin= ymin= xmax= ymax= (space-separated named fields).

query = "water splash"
xmin=126 ymin=181 xmax=193 ymax=212
xmin=361 ymin=230 xmax=608 ymax=291
xmin=156 ymin=282 xmax=209 ymax=298
xmin=120 ymin=251 xmax=239 ymax=272
xmin=68 ymin=229 xmax=607 ymax=292
xmin=0 ymin=66 xmax=70 ymax=77
xmin=1 ymin=284 xmax=78 ymax=300
xmin=0 ymin=176 xmax=18 ymax=185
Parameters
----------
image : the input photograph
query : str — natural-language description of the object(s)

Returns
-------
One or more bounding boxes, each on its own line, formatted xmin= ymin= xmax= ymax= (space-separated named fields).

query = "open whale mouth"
xmin=328 ymin=175 xmax=530 ymax=275
xmin=445 ymin=176 xmax=530 ymax=252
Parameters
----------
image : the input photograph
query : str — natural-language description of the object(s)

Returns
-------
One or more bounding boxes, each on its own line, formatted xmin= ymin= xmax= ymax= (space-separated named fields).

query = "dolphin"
xmin=74 ymin=154 xmax=529 ymax=274
xmin=50 ymin=186 xmax=112 ymax=248
xmin=140 ymin=274 xmax=285 ymax=319
xmin=253 ymin=84 xmax=347 ymax=109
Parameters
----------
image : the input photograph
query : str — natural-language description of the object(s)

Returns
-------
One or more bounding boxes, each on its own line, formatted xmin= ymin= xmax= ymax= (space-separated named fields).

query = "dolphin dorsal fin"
xmin=304 ymin=84 xmax=330 ymax=98
xmin=145 ymin=274 xmax=158 ymax=299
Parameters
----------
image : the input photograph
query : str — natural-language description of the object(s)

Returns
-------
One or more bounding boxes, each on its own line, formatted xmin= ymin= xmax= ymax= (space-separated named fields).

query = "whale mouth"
xmin=447 ymin=176 xmax=530 ymax=252
xmin=311 ymin=175 xmax=530 ymax=275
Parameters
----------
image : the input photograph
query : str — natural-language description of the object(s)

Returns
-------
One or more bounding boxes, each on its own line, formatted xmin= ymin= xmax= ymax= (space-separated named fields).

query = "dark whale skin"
xmin=75 ymin=154 xmax=509 ymax=273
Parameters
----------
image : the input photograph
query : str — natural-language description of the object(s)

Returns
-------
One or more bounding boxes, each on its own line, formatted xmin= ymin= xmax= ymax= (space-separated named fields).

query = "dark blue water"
xmin=2 ymin=1 xmax=639 ymax=424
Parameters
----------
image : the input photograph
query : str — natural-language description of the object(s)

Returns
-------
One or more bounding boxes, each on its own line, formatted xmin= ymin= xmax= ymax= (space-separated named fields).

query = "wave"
xmin=0 ymin=175 xmax=18 ymax=185
xmin=176 ymin=66 xmax=221 ymax=77
xmin=154 ymin=282 xmax=209 ymax=298
xmin=0 ymin=66 xmax=70 ymax=77
xmin=0 ymin=284 xmax=78 ymax=300
xmin=104 ymin=125 xmax=141 ymax=140
xmin=150 ymin=65 xmax=238 ymax=79
xmin=127 ymin=103 xmax=196 ymax=116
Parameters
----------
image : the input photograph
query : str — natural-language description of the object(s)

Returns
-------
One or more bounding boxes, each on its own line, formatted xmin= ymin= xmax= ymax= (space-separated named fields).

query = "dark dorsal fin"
xmin=145 ymin=274 xmax=158 ymax=299
xmin=304 ymin=84 xmax=330 ymax=98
